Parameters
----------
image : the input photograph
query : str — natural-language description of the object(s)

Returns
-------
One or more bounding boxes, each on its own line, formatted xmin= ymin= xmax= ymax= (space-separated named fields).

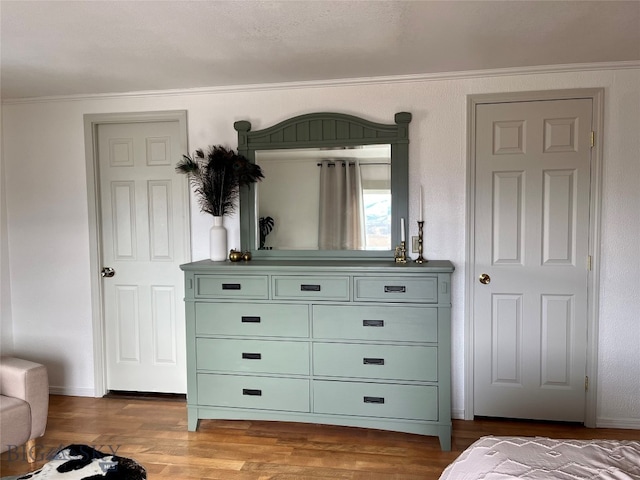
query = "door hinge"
xmin=587 ymin=255 xmax=592 ymax=271
xmin=585 ymin=376 xmax=589 ymax=391
xmin=590 ymin=131 xmax=595 ymax=148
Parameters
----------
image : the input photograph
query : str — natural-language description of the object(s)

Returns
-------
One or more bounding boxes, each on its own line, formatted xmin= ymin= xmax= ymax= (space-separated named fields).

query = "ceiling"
xmin=1 ymin=0 xmax=639 ymax=100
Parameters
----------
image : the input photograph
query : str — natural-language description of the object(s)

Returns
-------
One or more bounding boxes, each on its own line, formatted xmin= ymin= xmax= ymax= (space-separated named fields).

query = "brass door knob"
xmin=479 ymin=273 xmax=491 ymax=284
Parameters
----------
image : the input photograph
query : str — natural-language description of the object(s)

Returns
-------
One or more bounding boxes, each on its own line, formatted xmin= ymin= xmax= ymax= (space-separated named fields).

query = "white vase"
xmin=209 ymin=216 xmax=227 ymax=261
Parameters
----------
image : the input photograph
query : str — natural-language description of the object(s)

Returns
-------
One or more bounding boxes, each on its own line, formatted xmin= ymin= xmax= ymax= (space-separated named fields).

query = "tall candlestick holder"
xmin=415 ymin=221 xmax=427 ymax=264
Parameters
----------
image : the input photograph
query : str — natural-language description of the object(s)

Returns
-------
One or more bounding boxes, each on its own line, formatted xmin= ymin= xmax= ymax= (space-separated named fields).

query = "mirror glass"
xmin=256 ymin=145 xmax=391 ymax=251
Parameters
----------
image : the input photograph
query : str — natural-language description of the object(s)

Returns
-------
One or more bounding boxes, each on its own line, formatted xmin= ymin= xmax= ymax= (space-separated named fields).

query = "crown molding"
xmin=3 ymin=60 xmax=639 ymax=105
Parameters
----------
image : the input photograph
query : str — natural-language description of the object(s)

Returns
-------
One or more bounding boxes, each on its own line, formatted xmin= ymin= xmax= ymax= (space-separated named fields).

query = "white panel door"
xmin=474 ymin=99 xmax=592 ymax=421
xmin=98 ymin=121 xmax=189 ymax=393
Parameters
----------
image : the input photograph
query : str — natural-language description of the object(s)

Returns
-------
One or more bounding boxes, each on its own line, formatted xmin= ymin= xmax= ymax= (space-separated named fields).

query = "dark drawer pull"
xmin=242 ymin=389 xmax=262 ymax=396
xmin=222 ymin=283 xmax=241 ymax=290
xmin=301 ymin=284 xmax=321 ymax=292
xmin=384 ymin=285 xmax=406 ymax=293
xmin=363 ymin=319 xmax=384 ymax=327
xmin=242 ymin=353 xmax=262 ymax=360
xmin=364 ymin=396 xmax=385 ymax=404
xmin=363 ymin=357 xmax=385 ymax=365
xmin=241 ymin=316 xmax=261 ymax=323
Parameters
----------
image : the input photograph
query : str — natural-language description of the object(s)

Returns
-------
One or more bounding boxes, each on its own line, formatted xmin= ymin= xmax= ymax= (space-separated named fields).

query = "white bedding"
xmin=439 ymin=436 xmax=640 ymax=480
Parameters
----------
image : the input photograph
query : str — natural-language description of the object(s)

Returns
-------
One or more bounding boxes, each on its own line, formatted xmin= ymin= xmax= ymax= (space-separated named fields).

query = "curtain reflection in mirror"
xmin=318 ymin=160 xmax=365 ymax=250
xmin=255 ymin=146 xmax=391 ymax=251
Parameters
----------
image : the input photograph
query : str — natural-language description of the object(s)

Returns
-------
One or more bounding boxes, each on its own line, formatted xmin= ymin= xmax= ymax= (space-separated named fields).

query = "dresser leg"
xmin=188 ymin=409 xmax=200 ymax=431
xmin=438 ymin=426 xmax=452 ymax=451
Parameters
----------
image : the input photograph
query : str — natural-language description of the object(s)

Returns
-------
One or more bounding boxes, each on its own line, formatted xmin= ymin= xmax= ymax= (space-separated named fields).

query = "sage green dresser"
xmin=180 ymin=259 xmax=454 ymax=450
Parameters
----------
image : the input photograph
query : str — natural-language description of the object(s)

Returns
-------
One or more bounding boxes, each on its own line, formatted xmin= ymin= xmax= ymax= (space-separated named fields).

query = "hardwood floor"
xmin=2 ymin=395 xmax=640 ymax=479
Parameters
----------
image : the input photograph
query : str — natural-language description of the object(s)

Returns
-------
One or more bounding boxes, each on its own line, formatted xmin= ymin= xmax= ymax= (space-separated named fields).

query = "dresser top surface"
xmin=181 ymin=259 xmax=454 ymax=273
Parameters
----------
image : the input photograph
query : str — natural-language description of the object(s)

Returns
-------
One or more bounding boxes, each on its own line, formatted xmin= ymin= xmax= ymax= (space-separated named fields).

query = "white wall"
xmin=1 ymin=106 xmax=14 ymax=355
xmin=2 ymin=67 xmax=639 ymax=425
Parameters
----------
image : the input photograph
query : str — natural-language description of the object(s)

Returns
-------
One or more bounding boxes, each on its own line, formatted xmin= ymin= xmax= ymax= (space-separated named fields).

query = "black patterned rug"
xmin=1 ymin=445 xmax=146 ymax=480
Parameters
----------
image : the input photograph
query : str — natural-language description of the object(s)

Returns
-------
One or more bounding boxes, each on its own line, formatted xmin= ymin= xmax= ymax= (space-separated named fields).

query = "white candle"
xmin=400 ymin=218 xmax=405 ymax=242
xmin=419 ymin=185 xmax=423 ymax=221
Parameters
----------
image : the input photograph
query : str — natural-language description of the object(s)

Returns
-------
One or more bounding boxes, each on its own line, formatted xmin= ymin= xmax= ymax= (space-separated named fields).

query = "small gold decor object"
xmin=242 ymin=251 xmax=252 ymax=261
xmin=394 ymin=241 xmax=407 ymax=263
xmin=228 ymin=249 xmax=243 ymax=262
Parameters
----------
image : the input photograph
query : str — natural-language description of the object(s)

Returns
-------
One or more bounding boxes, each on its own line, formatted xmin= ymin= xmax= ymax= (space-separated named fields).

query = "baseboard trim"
xmin=452 ymin=409 xmax=465 ymax=420
xmin=49 ymin=386 xmax=97 ymax=397
xmin=596 ymin=417 xmax=640 ymax=430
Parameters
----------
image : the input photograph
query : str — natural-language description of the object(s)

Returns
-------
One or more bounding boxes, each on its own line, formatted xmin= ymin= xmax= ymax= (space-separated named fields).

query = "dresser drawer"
xmin=313 ymin=305 xmax=437 ymax=342
xmin=273 ymin=276 xmax=350 ymax=301
xmin=196 ymin=303 xmax=309 ymax=337
xmin=314 ymin=380 xmax=438 ymax=421
xmin=313 ymin=343 xmax=437 ymax=382
xmin=195 ymin=275 xmax=268 ymax=299
xmin=197 ymin=338 xmax=309 ymax=375
xmin=354 ymin=277 xmax=438 ymax=303
xmin=198 ymin=374 xmax=310 ymax=412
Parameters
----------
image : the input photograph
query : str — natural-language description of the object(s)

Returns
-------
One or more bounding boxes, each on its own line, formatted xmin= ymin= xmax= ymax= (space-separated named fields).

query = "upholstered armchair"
xmin=0 ymin=357 xmax=49 ymax=462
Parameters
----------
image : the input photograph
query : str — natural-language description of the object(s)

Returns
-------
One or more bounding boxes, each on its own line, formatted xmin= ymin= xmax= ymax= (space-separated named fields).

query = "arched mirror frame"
xmin=235 ymin=111 xmax=411 ymax=260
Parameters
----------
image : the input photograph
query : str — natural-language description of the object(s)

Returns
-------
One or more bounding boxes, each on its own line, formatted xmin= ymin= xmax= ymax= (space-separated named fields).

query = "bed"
xmin=439 ymin=436 xmax=640 ymax=479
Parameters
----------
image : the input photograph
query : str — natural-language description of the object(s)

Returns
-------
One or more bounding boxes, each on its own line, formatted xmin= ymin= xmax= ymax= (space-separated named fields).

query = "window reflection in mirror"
xmin=255 ymin=145 xmax=391 ymax=251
